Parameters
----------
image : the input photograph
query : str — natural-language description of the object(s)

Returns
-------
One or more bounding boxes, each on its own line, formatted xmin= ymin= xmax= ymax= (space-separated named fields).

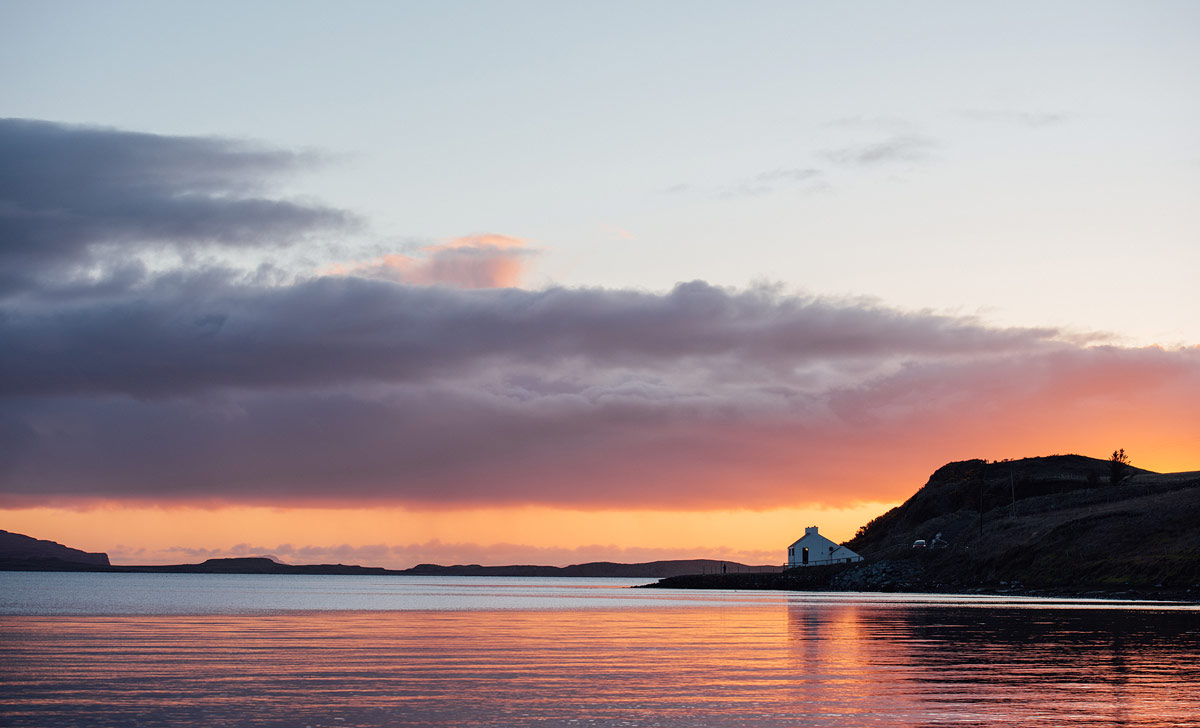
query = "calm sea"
xmin=1 ymin=573 xmax=1198 ymax=727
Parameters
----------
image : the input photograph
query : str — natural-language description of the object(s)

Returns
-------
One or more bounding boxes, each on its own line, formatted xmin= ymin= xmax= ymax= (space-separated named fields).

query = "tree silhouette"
xmin=1109 ymin=448 xmax=1130 ymax=485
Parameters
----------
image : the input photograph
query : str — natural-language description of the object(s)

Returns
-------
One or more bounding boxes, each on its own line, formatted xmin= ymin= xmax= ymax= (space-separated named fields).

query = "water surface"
xmin=1 ymin=573 xmax=1197 ymax=727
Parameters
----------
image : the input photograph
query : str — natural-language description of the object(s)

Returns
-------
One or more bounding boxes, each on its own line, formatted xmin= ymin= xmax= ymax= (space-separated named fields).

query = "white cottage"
xmin=787 ymin=526 xmax=863 ymax=568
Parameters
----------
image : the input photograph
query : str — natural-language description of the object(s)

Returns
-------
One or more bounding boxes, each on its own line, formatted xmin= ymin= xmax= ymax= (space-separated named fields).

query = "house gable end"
xmin=787 ymin=527 xmax=864 ymax=567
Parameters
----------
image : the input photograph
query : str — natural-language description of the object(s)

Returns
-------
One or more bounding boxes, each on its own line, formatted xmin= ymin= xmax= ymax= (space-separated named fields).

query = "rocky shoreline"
xmin=637 ymin=559 xmax=1200 ymax=603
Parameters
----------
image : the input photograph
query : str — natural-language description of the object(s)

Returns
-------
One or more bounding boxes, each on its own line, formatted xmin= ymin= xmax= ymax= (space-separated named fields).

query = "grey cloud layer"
xmin=5 ymin=343 xmax=1196 ymax=507
xmin=0 ymin=118 xmax=354 ymax=294
xmin=0 ymin=274 xmax=1062 ymax=398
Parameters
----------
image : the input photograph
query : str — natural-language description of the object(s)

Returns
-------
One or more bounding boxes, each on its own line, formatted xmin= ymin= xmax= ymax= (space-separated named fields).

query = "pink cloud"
xmin=598 ymin=224 xmax=635 ymax=240
xmin=328 ymin=233 xmax=534 ymax=289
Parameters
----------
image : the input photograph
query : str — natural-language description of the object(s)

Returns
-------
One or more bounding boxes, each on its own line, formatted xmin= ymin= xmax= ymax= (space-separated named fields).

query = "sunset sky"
xmin=2 ymin=1 xmax=1198 ymax=568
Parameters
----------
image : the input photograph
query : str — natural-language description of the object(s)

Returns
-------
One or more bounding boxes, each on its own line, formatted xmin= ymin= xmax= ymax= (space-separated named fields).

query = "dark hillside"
xmin=846 ymin=455 xmax=1154 ymax=557
xmin=842 ymin=456 xmax=1200 ymax=593
xmin=646 ymin=455 xmax=1200 ymax=598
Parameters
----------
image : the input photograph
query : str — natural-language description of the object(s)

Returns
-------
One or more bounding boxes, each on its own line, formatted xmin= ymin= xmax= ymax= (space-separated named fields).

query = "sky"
xmin=1 ymin=1 xmax=1198 ymax=568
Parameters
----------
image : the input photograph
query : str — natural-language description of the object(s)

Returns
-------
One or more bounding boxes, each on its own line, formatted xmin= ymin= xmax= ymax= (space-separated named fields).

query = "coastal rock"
xmin=829 ymin=560 xmax=926 ymax=591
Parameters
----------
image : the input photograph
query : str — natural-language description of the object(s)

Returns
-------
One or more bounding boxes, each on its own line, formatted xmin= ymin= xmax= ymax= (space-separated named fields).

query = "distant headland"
xmin=0 ymin=530 xmax=776 ymax=579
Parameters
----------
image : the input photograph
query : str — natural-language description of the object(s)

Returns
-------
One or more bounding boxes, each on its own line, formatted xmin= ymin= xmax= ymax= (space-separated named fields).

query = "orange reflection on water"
xmin=2 ymin=604 xmax=1199 ymax=727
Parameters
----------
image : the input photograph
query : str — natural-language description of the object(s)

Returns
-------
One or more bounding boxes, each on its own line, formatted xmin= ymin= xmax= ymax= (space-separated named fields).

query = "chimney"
xmin=805 ymin=526 xmax=818 ymax=535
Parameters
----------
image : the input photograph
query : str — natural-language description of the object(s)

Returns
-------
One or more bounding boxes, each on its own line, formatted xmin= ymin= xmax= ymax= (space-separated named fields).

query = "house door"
xmin=802 ymin=547 xmax=808 ymax=565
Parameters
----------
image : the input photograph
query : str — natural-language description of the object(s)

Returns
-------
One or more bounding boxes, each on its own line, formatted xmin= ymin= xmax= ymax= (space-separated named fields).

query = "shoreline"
xmin=4 ymin=564 xmax=1196 ymax=604
xmin=635 ymin=570 xmax=1200 ymax=604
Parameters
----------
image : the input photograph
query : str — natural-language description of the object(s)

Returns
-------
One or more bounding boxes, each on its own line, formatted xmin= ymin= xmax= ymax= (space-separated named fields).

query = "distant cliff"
xmin=0 ymin=529 xmax=111 ymax=568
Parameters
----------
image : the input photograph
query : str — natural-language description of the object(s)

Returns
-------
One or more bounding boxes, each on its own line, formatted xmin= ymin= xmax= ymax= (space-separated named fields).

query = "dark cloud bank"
xmin=0 ymin=118 xmax=353 ymax=297
xmin=2 ymin=120 xmax=1197 ymax=508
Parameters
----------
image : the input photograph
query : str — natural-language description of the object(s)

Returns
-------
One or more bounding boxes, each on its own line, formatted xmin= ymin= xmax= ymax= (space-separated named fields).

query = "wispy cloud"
xmin=721 ymin=167 xmax=825 ymax=198
xmin=754 ymin=168 xmax=823 ymax=184
xmin=822 ymin=116 xmax=916 ymax=132
xmin=960 ymin=109 xmax=1071 ymax=128
xmin=821 ymin=134 xmax=936 ymax=165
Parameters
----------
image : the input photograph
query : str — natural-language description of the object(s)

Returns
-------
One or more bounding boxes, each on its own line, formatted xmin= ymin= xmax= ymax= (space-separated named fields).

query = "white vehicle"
xmin=912 ymin=539 xmax=927 ymax=549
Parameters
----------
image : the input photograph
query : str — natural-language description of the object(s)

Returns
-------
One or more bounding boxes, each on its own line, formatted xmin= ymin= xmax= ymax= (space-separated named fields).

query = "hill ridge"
xmin=646 ymin=454 xmax=1200 ymax=598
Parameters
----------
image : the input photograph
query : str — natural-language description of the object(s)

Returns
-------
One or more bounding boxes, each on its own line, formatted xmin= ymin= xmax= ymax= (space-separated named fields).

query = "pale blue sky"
xmin=4 ymin=0 xmax=1198 ymax=344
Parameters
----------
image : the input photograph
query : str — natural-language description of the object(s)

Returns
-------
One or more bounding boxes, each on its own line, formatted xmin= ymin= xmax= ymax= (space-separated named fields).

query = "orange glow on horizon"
xmin=0 ymin=502 xmax=893 ymax=569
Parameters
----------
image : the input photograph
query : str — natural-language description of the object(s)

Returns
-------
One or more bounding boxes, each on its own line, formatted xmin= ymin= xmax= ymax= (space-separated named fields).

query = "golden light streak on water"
xmin=2 ymin=591 xmax=1198 ymax=727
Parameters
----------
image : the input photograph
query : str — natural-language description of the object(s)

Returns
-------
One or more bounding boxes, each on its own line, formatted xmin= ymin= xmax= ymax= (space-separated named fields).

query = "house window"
xmin=802 ymin=547 xmax=809 ymax=565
